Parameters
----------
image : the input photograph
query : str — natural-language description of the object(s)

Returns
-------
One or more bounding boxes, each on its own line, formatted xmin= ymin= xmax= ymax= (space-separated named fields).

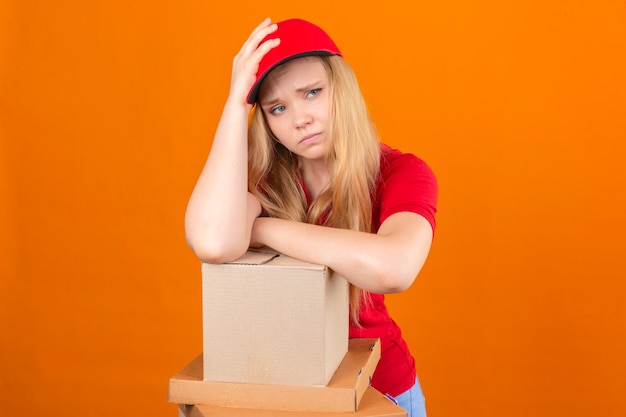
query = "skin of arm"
xmin=184 ymin=100 xmax=257 ymax=263
xmin=251 ymin=211 xmax=433 ymax=294
xmin=184 ymin=19 xmax=279 ymax=263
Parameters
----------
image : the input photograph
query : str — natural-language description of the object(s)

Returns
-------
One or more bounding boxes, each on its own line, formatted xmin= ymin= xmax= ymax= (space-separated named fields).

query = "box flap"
xmin=225 ymin=250 xmax=279 ymax=265
xmin=216 ymin=249 xmax=326 ymax=270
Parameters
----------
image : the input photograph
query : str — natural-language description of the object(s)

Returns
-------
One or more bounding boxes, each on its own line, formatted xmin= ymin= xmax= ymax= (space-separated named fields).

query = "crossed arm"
xmin=249 ymin=212 xmax=433 ymax=294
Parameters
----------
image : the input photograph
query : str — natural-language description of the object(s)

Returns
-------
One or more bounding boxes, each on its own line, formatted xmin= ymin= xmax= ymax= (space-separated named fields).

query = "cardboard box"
xmin=202 ymin=250 xmax=349 ymax=387
xmin=169 ymin=338 xmax=381 ymax=413
xmin=177 ymin=386 xmax=407 ymax=417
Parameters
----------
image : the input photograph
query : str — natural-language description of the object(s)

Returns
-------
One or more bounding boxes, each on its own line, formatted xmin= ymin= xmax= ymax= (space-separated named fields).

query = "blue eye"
xmin=270 ymin=105 xmax=286 ymax=114
xmin=307 ymin=88 xmax=322 ymax=98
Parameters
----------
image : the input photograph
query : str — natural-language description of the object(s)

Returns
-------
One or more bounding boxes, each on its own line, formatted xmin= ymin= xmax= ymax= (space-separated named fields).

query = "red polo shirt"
xmin=350 ymin=143 xmax=438 ymax=397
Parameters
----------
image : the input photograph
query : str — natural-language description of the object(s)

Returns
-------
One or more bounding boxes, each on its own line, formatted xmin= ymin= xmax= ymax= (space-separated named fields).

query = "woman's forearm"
xmin=251 ymin=213 xmax=433 ymax=294
xmin=184 ymin=100 xmax=259 ymax=263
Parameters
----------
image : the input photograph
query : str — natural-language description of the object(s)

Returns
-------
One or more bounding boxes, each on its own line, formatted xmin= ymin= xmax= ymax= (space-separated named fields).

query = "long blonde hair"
xmin=248 ymin=55 xmax=380 ymax=324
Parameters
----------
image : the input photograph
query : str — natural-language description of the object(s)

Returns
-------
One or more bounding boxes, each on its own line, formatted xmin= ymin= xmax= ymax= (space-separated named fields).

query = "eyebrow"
xmin=260 ymin=80 xmax=324 ymax=107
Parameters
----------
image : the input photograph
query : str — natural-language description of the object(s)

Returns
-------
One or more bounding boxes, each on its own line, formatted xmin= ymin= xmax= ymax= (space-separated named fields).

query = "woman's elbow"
xmin=375 ymin=262 xmax=423 ymax=293
xmin=188 ymin=239 xmax=246 ymax=264
xmin=379 ymin=271 xmax=415 ymax=293
xmin=185 ymin=228 xmax=248 ymax=264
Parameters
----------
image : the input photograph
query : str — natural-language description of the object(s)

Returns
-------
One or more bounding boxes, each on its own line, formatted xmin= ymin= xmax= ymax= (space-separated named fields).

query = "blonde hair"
xmin=248 ymin=55 xmax=380 ymax=324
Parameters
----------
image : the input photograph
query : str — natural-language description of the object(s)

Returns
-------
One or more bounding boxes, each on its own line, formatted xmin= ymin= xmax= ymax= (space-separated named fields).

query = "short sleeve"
xmin=374 ymin=146 xmax=438 ymax=233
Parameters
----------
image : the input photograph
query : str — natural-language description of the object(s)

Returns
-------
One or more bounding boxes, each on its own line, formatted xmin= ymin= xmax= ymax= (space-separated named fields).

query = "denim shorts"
xmin=391 ymin=376 xmax=427 ymax=417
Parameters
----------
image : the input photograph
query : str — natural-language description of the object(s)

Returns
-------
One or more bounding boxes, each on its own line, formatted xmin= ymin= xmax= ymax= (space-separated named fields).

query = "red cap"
xmin=246 ymin=19 xmax=342 ymax=104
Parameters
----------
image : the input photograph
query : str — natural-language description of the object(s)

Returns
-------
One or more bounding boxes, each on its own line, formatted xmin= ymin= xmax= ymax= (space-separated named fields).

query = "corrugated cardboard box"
xmin=177 ymin=386 xmax=407 ymax=417
xmin=169 ymin=338 xmax=381 ymax=413
xmin=202 ymin=250 xmax=349 ymax=387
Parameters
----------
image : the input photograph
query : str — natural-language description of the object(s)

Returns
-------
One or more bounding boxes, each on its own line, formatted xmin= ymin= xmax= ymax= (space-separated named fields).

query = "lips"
xmin=300 ymin=132 xmax=321 ymax=144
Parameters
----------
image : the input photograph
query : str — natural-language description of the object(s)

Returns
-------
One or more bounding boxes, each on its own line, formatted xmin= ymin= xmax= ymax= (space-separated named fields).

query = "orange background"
xmin=1 ymin=1 xmax=625 ymax=416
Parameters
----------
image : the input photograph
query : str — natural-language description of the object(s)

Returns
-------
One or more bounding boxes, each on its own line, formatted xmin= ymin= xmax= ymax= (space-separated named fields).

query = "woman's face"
xmin=258 ymin=57 xmax=331 ymax=163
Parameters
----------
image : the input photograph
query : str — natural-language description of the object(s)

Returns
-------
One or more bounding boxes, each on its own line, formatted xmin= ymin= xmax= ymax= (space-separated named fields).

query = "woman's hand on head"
xmin=229 ymin=18 xmax=280 ymax=107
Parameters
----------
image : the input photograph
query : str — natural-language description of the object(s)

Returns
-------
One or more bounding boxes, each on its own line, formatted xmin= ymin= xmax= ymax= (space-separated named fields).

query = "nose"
xmin=293 ymin=103 xmax=313 ymax=128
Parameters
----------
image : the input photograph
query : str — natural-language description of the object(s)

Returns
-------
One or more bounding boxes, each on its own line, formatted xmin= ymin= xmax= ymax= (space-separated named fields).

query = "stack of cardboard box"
xmin=169 ymin=250 xmax=406 ymax=416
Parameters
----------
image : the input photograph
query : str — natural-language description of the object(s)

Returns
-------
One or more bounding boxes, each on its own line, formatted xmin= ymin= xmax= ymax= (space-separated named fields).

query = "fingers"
xmin=248 ymin=18 xmax=278 ymax=50
xmin=235 ymin=18 xmax=279 ymax=63
xmin=229 ymin=18 xmax=281 ymax=104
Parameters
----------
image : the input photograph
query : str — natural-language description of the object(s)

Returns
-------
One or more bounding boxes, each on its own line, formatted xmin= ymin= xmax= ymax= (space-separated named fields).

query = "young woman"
xmin=185 ymin=18 xmax=438 ymax=417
